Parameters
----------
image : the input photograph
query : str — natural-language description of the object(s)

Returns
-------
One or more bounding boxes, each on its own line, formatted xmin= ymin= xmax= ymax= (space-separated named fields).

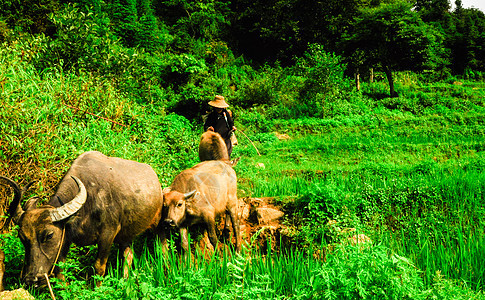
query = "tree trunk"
xmin=383 ymin=65 xmax=398 ymax=97
xmin=355 ymin=67 xmax=360 ymax=91
xmin=370 ymin=68 xmax=374 ymax=83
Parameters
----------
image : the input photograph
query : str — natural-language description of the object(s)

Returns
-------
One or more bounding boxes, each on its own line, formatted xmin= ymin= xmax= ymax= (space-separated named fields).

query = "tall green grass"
xmin=234 ymin=122 xmax=485 ymax=291
xmin=46 ymin=237 xmax=484 ymax=300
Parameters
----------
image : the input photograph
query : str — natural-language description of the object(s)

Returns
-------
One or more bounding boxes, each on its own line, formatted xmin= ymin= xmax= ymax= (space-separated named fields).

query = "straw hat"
xmin=208 ymin=95 xmax=229 ymax=108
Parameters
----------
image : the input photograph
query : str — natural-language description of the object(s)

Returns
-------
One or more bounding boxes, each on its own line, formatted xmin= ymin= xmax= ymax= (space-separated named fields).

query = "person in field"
xmin=203 ymin=95 xmax=236 ymax=158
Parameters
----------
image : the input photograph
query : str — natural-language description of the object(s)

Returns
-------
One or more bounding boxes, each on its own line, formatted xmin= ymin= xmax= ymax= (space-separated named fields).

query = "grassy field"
xmin=1 ymin=39 xmax=485 ymax=298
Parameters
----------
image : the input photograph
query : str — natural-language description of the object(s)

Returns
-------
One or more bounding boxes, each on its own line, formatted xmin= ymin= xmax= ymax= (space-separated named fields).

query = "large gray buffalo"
xmin=0 ymin=151 xmax=165 ymax=287
xmin=163 ymin=160 xmax=240 ymax=252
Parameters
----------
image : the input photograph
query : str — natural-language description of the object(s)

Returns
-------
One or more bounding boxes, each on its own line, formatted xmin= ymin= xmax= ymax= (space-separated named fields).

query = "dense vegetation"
xmin=1 ymin=0 xmax=485 ymax=299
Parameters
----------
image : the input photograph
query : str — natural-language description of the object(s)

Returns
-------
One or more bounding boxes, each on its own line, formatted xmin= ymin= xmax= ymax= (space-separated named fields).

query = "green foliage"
xmin=39 ymin=4 xmax=114 ymax=72
xmin=156 ymin=0 xmax=231 ymax=48
xmin=302 ymin=245 xmax=427 ymax=299
xmin=44 ymin=236 xmax=481 ymax=300
xmin=0 ymin=228 xmax=24 ymax=287
xmin=341 ymin=0 xmax=445 ymax=96
xmin=109 ymin=0 xmax=169 ymax=52
xmin=234 ymin=64 xmax=284 ymax=109
xmin=344 ymin=0 xmax=443 ymax=70
xmin=290 ymin=184 xmax=347 ymax=247
xmin=294 ymin=44 xmax=352 ymax=117
xmin=446 ymin=7 xmax=485 ymax=74
xmin=0 ymin=0 xmax=60 ymax=34
xmin=297 ymin=44 xmax=347 ymax=97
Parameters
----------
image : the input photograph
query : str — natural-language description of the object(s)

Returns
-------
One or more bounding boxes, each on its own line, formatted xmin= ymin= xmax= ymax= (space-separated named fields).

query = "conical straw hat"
xmin=208 ymin=95 xmax=229 ymax=108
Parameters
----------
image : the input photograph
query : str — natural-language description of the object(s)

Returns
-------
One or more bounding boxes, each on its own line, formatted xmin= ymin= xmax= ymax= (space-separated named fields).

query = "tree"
xmin=0 ymin=0 xmax=60 ymax=34
xmin=341 ymin=0 xmax=443 ymax=97
xmin=414 ymin=0 xmax=450 ymax=22
xmin=446 ymin=7 xmax=485 ymax=74
xmin=229 ymin=0 xmax=370 ymax=65
xmin=108 ymin=0 xmax=165 ymax=52
xmin=153 ymin=0 xmax=231 ymax=50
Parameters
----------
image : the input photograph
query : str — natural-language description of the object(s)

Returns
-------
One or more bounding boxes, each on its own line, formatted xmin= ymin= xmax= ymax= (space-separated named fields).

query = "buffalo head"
xmin=163 ymin=189 xmax=197 ymax=228
xmin=1 ymin=175 xmax=86 ymax=287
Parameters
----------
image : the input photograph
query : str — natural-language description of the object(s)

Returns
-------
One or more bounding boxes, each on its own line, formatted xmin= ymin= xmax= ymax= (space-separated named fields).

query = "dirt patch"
xmin=275 ymin=132 xmax=291 ymax=140
xmin=237 ymin=197 xmax=290 ymax=252
xmin=190 ymin=197 xmax=290 ymax=253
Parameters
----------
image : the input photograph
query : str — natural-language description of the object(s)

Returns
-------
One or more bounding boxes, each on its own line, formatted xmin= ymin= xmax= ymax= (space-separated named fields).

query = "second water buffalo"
xmin=163 ymin=160 xmax=240 ymax=251
xmin=198 ymin=129 xmax=229 ymax=162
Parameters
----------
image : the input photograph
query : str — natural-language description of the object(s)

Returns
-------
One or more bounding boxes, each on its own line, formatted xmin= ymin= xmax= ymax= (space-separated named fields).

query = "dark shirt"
xmin=204 ymin=109 xmax=234 ymax=140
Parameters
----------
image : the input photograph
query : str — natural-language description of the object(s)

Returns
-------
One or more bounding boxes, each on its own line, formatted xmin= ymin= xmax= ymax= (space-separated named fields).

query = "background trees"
xmin=446 ymin=7 xmax=485 ymax=74
xmin=0 ymin=0 xmax=484 ymax=104
xmin=341 ymin=0 xmax=444 ymax=97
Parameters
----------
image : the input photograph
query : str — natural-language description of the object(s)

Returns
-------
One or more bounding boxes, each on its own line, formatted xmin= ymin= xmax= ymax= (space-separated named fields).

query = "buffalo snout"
xmin=23 ymin=274 xmax=48 ymax=288
xmin=163 ymin=219 xmax=176 ymax=227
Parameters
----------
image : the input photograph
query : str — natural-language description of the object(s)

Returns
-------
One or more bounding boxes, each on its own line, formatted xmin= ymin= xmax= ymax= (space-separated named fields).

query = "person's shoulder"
xmin=204 ymin=111 xmax=216 ymax=123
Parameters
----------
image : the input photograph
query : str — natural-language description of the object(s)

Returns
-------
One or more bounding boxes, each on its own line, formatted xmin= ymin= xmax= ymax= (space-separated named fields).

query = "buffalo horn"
xmin=49 ymin=176 xmax=87 ymax=222
xmin=0 ymin=176 xmax=24 ymax=227
xmin=183 ymin=190 xmax=197 ymax=200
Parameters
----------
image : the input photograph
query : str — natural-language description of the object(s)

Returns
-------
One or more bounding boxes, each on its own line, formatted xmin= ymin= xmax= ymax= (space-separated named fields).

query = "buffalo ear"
xmin=162 ymin=187 xmax=171 ymax=202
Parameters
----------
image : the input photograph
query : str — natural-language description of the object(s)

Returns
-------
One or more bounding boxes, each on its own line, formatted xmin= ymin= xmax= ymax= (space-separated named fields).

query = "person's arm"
xmin=204 ymin=113 xmax=214 ymax=131
xmin=226 ymin=110 xmax=235 ymax=131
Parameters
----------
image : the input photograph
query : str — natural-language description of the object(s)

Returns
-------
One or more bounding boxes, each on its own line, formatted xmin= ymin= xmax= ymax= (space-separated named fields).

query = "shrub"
xmin=291 ymin=184 xmax=348 ymax=247
xmin=0 ymin=228 xmax=25 ymax=288
xmin=304 ymin=244 xmax=427 ymax=299
xmin=295 ymin=44 xmax=349 ymax=105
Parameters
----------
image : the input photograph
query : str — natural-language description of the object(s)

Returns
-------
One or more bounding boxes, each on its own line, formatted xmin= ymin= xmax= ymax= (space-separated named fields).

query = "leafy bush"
xmin=234 ymin=64 xmax=287 ymax=109
xmin=0 ymin=228 xmax=24 ymax=288
xmin=109 ymin=0 xmax=169 ymax=52
xmin=36 ymin=4 xmax=114 ymax=72
xmin=290 ymin=184 xmax=348 ymax=247
xmin=301 ymin=245 xmax=427 ymax=300
xmin=295 ymin=44 xmax=350 ymax=115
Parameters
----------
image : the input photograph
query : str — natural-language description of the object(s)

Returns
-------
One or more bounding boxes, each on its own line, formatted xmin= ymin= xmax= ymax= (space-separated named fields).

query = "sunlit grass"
xmin=233 ymin=107 xmax=485 ymax=292
xmin=2 ymin=40 xmax=485 ymax=298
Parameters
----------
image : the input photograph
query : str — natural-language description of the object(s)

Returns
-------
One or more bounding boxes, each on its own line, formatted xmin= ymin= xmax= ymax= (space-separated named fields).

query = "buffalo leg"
xmin=94 ymin=234 xmax=116 ymax=282
xmin=228 ymin=208 xmax=240 ymax=251
xmin=206 ymin=215 xmax=219 ymax=251
xmin=222 ymin=211 xmax=232 ymax=240
xmin=94 ymin=254 xmax=109 ymax=278
xmin=180 ymin=227 xmax=189 ymax=252
xmin=155 ymin=225 xmax=169 ymax=253
xmin=120 ymin=244 xmax=133 ymax=278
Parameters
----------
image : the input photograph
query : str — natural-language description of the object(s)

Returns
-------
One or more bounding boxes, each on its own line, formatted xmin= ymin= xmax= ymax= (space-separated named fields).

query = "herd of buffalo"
xmin=0 ymin=129 xmax=239 ymax=289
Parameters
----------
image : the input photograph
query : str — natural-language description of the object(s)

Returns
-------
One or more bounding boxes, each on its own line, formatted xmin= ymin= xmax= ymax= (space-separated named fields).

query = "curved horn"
xmin=49 ymin=176 xmax=87 ymax=222
xmin=183 ymin=190 xmax=197 ymax=200
xmin=0 ymin=176 xmax=24 ymax=227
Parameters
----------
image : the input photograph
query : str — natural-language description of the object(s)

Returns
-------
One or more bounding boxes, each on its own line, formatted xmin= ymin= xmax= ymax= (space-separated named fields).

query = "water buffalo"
xmin=163 ymin=160 xmax=240 ymax=251
xmin=0 ymin=151 xmax=165 ymax=287
xmin=198 ymin=129 xmax=229 ymax=162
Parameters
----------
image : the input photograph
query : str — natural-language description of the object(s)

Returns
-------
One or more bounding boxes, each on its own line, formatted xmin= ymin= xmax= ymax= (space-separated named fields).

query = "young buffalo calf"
xmin=163 ymin=160 xmax=240 ymax=251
